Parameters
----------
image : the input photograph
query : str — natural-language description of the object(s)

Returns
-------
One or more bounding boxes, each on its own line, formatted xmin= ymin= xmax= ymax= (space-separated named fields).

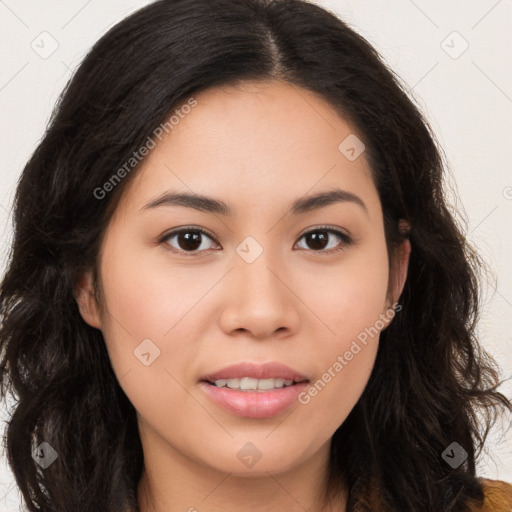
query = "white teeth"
xmin=240 ymin=377 xmax=258 ymax=390
xmin=226 ymin=378 xmax=240 ymax=389
xmin=213 ymin=377 xmax=298 ymax=391
xmin=257 ymin=378 xmax=278 ymax=390
xmin=273 ymin=378 xmax=285 ymax=388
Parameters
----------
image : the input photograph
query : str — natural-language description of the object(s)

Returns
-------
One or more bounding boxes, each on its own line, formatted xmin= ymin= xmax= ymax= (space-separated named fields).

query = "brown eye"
xmin=296 ymin=227 xmax=352 ymax=253
xmin=176 ymin=232 xmax=203 ymax=251
xmin=304 ymin=231 xmax=329 ymax=250
xmin=162 ymin=228 xmax=218 ymax=255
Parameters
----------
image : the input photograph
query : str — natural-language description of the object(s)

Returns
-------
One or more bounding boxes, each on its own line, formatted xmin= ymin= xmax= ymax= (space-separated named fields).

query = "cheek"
xmin=294 ymin=238 xmax=389 ymax=426
xmin=96 ymin=236 xmax=214 ymax=401
xmin=299 ymin=346 xmax=378 ymax=442
xmin=98 ymin=235 xmax=216 ymax=343
xmin=301 ymin=236 xmax=390 ymax=342
xmin=295 ymin=298 xmax=383 ymax=438
xmin=96 ymin=244 xmax=203 ymax=433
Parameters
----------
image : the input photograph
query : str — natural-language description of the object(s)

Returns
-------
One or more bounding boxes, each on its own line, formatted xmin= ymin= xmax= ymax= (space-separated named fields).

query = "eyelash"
xmin=158 ymin=225 xmax=353 ymax=257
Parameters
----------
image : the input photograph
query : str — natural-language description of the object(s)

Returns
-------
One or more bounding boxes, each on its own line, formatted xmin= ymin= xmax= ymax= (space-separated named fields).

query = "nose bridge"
xmin=218 ymin=235 xmax=300 ymax=337
xmin=233 ymin=237 xmax=285 ymax=305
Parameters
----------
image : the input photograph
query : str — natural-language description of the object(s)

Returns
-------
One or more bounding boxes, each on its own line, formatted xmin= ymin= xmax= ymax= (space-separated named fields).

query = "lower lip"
xmin=199 ymin=381 xmax=309 ymax=419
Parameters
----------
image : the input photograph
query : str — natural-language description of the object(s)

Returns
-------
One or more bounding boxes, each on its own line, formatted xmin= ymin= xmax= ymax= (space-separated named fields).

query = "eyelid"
xmin=298 ymin=224 xmax=351 ymax=240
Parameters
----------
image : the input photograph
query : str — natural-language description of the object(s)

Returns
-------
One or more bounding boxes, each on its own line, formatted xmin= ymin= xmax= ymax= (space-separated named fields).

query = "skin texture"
xmin=76 ymin=80 xmax=411 ymax=512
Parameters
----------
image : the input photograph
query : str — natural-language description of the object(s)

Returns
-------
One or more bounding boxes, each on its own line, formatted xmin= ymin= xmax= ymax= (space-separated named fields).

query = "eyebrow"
xmin=141 ymin=188 xmax=368 ymax=216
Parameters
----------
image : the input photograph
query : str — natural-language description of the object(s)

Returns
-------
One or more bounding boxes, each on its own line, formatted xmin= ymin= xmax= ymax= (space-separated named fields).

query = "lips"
xmin=200 ymin=361 xmax=309 ymax=383
xmin=199 ymin=362 xmax=310 ymax=418
xmin=199 ymin=380 xmax=310 ymax=418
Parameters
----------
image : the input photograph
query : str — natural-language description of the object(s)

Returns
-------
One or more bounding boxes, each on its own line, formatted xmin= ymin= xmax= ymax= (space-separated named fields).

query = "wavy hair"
xmin=1 ymin=0 xmax=510 ymax=510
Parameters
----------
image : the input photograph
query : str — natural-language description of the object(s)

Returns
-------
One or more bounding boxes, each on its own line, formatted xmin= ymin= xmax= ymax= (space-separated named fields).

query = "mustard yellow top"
xmin=349 ymin=477 xmax=512 ymax=511
xmin=477 ymin=478 xmax=512 ymax=512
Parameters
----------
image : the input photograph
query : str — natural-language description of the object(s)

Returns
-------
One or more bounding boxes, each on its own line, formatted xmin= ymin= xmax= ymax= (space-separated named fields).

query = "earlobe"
xmin=74 ymin=270 xmax=102 ymax=329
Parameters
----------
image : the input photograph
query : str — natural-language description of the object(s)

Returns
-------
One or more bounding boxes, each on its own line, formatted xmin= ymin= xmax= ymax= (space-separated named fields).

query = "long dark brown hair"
xmin=1 ymin=0 xmax=510 ymax=510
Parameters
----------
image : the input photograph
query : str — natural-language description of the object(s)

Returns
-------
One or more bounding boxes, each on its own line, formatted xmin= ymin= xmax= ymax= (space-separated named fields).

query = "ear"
xmin=74 ymin=270 xmax=102 ymax=329
xmin=387 ymin=220 xmax=412 ymax=307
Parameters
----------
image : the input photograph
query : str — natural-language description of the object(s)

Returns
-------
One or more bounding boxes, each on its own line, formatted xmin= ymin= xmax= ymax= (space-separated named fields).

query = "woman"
xmin=1 ymin=0 xmax=511 ymax=511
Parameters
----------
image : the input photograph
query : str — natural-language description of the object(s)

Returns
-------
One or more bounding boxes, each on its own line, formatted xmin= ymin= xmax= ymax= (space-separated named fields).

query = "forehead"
xmin=119 ymin=80 xmax=378 ymax=216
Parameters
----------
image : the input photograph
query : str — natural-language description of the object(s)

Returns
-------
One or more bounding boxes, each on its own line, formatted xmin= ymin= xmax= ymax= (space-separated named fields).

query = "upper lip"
xmin=201 ymin=362 xmax=309 ymax=383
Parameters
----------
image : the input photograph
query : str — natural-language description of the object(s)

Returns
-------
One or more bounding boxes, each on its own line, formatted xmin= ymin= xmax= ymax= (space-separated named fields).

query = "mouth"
xmin=200 ymin=361 xmax=309 ymax=389
xmin=199 ymin=362 xmax=310 ymax=418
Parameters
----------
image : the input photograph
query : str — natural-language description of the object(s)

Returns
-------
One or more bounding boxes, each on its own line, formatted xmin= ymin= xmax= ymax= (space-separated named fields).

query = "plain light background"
xmin=0 ymin=0 xmax=511 ymax=509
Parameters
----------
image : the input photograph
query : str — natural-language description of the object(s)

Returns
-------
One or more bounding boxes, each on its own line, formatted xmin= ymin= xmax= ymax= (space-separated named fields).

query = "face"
xmin=77 ymin=80 xmax=409 ymax=477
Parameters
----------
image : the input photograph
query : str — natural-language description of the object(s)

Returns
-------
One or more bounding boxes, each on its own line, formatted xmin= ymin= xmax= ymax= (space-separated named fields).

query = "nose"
xmin=218 ymin=250 xmax=301 ymax=340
